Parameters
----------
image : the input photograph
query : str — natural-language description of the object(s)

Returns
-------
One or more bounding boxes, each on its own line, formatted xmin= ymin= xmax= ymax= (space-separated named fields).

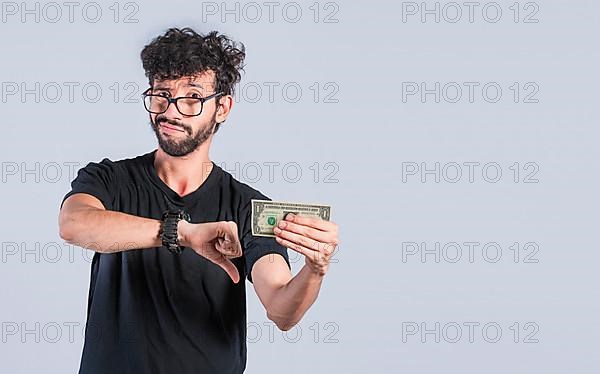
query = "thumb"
xmin=212 ymin=256 xmax=241 ymax=284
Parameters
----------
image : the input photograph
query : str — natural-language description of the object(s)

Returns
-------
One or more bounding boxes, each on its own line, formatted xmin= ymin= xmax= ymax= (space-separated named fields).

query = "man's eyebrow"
xmin=153 ymin=83 xmax=204 ymax=90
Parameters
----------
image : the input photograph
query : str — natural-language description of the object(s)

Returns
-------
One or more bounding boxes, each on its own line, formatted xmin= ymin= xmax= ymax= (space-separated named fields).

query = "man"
xmin=58 ymin=27 xmax=339 ymax=373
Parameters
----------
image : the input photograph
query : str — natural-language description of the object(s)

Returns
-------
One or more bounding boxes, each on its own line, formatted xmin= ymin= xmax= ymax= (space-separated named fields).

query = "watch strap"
xmin=160 ymin=209 xmax=191 ymax=254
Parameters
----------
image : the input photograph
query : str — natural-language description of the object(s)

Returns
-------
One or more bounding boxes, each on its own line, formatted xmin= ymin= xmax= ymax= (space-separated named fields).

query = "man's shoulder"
xmin=81 ymin=151 xmax=151 ymax=175
xmin=215 ymin=162 xmax=270 ymax=202
xmin=107 ymin=151 xmax=151 ymax=166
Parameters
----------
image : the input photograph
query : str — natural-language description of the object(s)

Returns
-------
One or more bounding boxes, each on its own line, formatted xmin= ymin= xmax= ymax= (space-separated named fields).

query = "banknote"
xmin=251 ymin=199 xmax=331 ymax=237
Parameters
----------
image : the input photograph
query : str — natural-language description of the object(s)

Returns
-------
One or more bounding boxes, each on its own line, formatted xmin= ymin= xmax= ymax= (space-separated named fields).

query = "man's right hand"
xmin=178 ymin=220 xmax=243 ymax=283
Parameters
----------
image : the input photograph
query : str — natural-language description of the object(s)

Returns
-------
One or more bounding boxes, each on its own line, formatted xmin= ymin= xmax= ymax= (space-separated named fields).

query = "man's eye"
xmin=158 ymin=92 xmax=170 ymax=97
xmin=190 ymin=93 xmax=201 ymax=99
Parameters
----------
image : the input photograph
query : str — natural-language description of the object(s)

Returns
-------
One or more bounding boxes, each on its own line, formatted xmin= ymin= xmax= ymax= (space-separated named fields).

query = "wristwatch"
xmin=159 ymin=209 xmax=191 ymax=254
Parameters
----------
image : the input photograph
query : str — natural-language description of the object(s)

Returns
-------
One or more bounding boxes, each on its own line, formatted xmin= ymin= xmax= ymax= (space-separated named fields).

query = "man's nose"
xmin=163 ymin=99 xmax=183 ymax=119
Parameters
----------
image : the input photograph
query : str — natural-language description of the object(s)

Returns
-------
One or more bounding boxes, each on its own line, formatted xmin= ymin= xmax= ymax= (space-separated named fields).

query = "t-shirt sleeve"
xmin=240 ymin=192 xmax=291 ymax=283
xmin=60 ymin=158 xmax=117 ymax=211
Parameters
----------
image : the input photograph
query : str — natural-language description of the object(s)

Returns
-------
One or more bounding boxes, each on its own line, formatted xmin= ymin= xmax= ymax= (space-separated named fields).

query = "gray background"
xmin=1 ymin=0 xmax=598 ymax=373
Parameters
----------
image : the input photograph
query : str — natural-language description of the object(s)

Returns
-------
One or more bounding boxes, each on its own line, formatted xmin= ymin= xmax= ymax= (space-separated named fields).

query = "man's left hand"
xmin=273 ymin=214 xmax=340 ymax=277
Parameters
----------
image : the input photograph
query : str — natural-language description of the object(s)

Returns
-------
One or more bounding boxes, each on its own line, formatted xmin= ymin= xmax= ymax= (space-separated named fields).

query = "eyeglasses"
xmin=142 ymin=88 xmax=224 ymax=117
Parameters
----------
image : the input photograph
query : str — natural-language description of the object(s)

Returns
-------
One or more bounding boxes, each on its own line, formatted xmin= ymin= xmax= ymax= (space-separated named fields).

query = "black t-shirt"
xmin=60 ymin=149 xmax=290 ymax=374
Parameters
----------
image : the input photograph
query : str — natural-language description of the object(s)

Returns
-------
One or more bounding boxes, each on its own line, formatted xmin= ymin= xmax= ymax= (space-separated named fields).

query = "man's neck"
xmin=154 ymin=147 xmax=214 ymax=197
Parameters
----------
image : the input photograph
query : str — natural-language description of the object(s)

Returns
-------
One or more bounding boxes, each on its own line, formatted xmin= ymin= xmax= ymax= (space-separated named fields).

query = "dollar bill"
xmin=251 ymin=199 xmax=331 ymax=237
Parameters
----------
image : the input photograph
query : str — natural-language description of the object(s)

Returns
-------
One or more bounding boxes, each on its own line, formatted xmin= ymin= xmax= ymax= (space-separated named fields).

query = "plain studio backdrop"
xmin=0 ymin=1 xmax=598 ymax=373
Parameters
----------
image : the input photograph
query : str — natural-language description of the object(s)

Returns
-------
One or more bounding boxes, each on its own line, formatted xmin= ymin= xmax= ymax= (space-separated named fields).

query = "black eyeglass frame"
xmin=141 ymin=88 xmax=224 ymax=117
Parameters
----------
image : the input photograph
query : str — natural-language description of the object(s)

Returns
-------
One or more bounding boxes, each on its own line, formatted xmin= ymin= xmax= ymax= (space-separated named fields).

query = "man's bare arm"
xmin=252 ymin=213 xmax=340 ymax=330
xmin=58 ymin=193 xmax=162 ymax=252
xmin=252 ymin=255 xmax=323 ymax=331
xmin=59 ymin=192 xmax=244 ymax=282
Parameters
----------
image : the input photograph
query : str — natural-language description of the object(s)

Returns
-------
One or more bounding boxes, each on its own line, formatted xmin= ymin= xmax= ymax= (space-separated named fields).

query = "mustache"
xmin=155 ymin=115 xmax=190 ymax=133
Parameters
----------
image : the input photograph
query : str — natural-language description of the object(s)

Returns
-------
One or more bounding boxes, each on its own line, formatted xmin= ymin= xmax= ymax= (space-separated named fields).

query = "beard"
xmin=150 ymin=111 xmax=217 ymax=157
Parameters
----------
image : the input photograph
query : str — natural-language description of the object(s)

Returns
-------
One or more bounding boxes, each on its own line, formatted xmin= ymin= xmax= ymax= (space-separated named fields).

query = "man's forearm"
xmin=267 ymin=265 xmax=325 ymax=331
xmin=60 ymin=208 xmax=162 ymax=253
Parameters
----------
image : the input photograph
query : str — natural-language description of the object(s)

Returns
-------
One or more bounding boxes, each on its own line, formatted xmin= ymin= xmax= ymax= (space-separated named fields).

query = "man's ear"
xmin=215 ymin=95 xmax=233 ymax=123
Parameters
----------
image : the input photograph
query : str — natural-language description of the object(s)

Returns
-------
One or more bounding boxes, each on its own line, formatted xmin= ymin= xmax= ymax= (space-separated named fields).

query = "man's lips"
xmin=159 ymin=123 xmax=185 ymax=133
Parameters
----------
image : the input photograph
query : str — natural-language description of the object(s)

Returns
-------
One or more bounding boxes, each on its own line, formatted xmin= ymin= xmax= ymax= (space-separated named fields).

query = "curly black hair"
xmin=141 ymin=27 xmax=246 ymax=133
